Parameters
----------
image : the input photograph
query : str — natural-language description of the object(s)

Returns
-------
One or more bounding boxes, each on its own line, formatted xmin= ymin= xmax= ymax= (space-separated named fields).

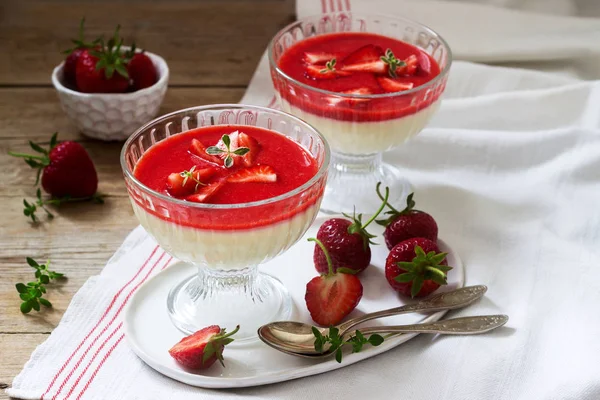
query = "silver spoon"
xmin=268 ymin=315 xmax=509 ymax=359
xmin=258 ymin=285 xmax=487 ymax=355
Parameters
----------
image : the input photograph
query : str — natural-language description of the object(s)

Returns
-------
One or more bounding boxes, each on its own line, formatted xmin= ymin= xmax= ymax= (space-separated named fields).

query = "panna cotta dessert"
xmin=273 ymin=32 xmax=443 ymax=155
xmin=269 ymin=13 xmax=451 ymax=214
xmin=131 ymin=124 xmax=321 ymax=270
xmin=121 ymin=105 xmax=329 ymax=338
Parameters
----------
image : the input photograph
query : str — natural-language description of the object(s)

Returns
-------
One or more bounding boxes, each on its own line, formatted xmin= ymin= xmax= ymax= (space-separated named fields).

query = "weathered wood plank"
xmin=0 ymin=333 xmax=49 ymax=397
xmin=0 ymin=0 xmax=295 ymax=86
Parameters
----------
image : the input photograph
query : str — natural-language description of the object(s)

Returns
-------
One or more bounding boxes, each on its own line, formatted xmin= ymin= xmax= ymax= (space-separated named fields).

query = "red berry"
xmin=189 ymin=139 xmax=223 ymax=166
xmin=166 ymin=166 xmax=218 ymax=197
xmin=305 ymin=62 xmax=351 ymax=80
xmin=304 ymin=52 xmax=337 ymax=64
xmin=186 ymin=181 xmax=225 ymax=203
xmin=305 ymin=238 xmax=363 ymax=326
xmin=376 ymin=77 xmax=414 ymax=93
xmin=385 ymin=238 xmax=452 ymax=298
xmin=237 ymin=132 xmax=260 ymax=167
xmin=375 ymin=190 xmax=438 ymax=250
xmin=168 ymin=325 xmax=239 ymax=370
xmin=128 ymin=53 xmax=158 ymax=90
xmin=64 ymin=48 xmax=86 ymax=86
xmin=41 ymin=141 xmax=98 ymax=198
xmin=75 ymin=49 xmax=129 ymax=93
xmin=227 ymin=165 xmax=276 ymax=183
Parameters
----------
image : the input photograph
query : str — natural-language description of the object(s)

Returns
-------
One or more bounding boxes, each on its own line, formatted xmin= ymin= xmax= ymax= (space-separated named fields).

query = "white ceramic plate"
xmin=124 ymin=215 xmax=465 ymax=388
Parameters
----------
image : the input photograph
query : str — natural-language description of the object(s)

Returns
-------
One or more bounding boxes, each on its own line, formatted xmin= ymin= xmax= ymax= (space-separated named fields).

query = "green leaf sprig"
xmin=312 ymin=326 xmax=385 ymax=363
xmin=206 ymin=133 xmax=250 ymax=168
xmin=320 ymin=58 xmax=337 ymax=74
xmin=202 ymin=325 xmax=240 ymax=367
xmin=179 ymin=165 xmax=206 ymax=191
xmin=15 ymin=258 xmax=66 ymax=314
xmin=23 ymin=188 xmax=103 ymax=223
xmin=381 ymin=48 xmax=406 ymax=78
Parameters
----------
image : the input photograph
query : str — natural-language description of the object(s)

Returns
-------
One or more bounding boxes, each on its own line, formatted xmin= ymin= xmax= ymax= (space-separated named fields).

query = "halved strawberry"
xmin=189 ymin=139 xmax=222 ymax=166
xmin=340 ymin=60 xmax=387 ymax=74
xmin=166 ymin=166 xmax=218 ymax=197
xmin=186 ymin=180 xmax=225 ymax=203
xmin=227 ymin=165 xmax=277 ymax=183
xmin=305 ymin=238 xmax=363 ymax=326
xmin=328 ymin=87 xmax=373 ymax=106
xmin=377 ymin=77 xmax=414 ymax=93
xmin=304 ymin=52 xmax=336 ymax=64
xmin=237 ymin=132 xmax=260 ymax=167
xmin=306 ymin=63 xmax=351 ymax=80
xmin=168 ymin=325 xmax=239 ymax=370
xmin=397 ymin=54 xmax=418 ymax=76
xmin=417 ymin=52 xmax=431 ymax=75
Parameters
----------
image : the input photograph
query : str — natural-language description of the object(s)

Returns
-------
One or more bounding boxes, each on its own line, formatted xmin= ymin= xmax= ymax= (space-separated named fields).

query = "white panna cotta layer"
xmin=131 ymin=201 xmax=320 ymax=271
xmin=280 ymin=100 xmax=440 ymax=155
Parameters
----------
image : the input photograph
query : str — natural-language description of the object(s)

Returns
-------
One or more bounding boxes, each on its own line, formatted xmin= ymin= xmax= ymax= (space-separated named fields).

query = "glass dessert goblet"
xmin=269 ymin=12 xmax=451 ymax=214
xmin=121 ymin=104 xmax=330 ymax=341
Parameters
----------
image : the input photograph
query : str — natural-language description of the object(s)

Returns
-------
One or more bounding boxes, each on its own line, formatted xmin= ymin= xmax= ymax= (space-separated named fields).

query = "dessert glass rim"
xmin=267 ymin=11 xmax=453 ymax=100
xmin=120 ymin=103 xmax=330 ymax=210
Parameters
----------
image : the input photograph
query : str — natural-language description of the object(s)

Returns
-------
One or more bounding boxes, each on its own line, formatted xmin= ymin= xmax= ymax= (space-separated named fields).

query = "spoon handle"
xmin=337 ymin=285 xmax=487 ymax=333
xmin=353 ymin=315 xmax=509 ymax=336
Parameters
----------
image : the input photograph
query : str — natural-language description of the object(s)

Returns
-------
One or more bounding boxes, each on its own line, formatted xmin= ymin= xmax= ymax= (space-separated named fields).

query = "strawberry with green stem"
xmin=312 ymin=184 xmax=390 ymax=274
xmin=8 ymin=132 xmax=103 ymax=222
xmin=169 ymin=325 xmax=240 ymax=370
xmin=375 ymin=184 xmax=438 ymax=250
xmin=206 ymin=133 xmax=250 ymax=168
xmin=63 ymin=18 xmax=100 ymax=86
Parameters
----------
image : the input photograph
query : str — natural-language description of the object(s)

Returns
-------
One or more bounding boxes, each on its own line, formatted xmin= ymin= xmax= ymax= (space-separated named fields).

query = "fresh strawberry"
xmin=237 ymin=132 xmax=260 ymax=167
xmin=186 ymin=180 xmax=225 ymax=203
xmin=189 ymin=139 xmax=223 ymax=166
xmin=304 ymin=52 xmax=336 ymax=64
xmin=227 ymin=165 xmax=276 ymax=183
xmin=417 ymin=52 xmax=431 ymax=75
xmin=127 ymin=51 xmax=157 ymax=90
xmin=62 ymin=18 xmax=99 ymax=86
xmin=341 ymin=47 xmax=403 ymax=77
xmin=306 ymin=59 xmax=351 ymax=80
xmin=9 ymin=133 xmax=98 ymax=199
xmin=377 ymin=77 xmax=414 ymax=93
xmin=340 ymin=60 xmax=387 ymax=75
xmin=397 ymin=54 xmax=418 ymax=76
xmin=376 ymin=186 xmax=438 ymax=250
xmin=313 ymin=185 xmax=390 ymax=274
xmin=305 ymin=238 xmax=363 ymax=326
xmin=385 ymin=238 xmax=452 ymax=298
xmin=166 ymin=166 xmax=217 ymax=197
xmin=75 ymin=26 xmax=129 ymax=93
xmin=168 ymin=325 xmax=239 ymax=370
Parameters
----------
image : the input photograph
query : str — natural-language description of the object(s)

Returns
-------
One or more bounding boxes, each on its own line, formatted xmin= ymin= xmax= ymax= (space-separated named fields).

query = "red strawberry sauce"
xmin=130 ymin=125 xmax=322 ymax=230
xmin=275 ymin=32 xmax=443 ymax=122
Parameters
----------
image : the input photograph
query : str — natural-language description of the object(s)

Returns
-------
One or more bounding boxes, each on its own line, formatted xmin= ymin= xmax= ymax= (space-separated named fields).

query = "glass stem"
xmin=193 ymin=265 xmax=264 ymax=303
xmin=331 ymin=152 xmax=383 ymax=175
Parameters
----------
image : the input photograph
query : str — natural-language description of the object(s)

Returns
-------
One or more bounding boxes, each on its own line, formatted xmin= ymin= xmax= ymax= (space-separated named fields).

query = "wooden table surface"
xmin=0 ymin=1 xmax=294 ymax=397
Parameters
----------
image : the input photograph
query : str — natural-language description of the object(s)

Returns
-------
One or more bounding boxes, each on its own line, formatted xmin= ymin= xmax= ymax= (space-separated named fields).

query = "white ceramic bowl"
xmin=51 ymin=51 xmax=169 ymax=141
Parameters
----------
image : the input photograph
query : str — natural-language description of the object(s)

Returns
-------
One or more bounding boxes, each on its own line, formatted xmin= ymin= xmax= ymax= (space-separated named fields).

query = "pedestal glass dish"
xmin=269 ymin=12 xmax=451 ymax=213
xmin=121 ymin=104 xmax=330 ymax=341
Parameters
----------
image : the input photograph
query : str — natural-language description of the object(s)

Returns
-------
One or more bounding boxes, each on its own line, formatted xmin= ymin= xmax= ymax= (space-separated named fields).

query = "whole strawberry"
xmin=313 ymin=185 xmax=390 ymax=274
xmin=169 ymin=325 xmax=239 ymax=370
xmin=62 ymin=18 xmax=99 ymax=86
xmin=385 ymin=237 xmax=452 ymax=298
xmin=126 ymin=47 xmax=158 ymax=90
xmin=305 ymin=238 xmax=363 ymax=326
xmin=75 ymin=26 xmax=129 ymax=93
xmin=376 ymin=185 xmax=438 ymax=250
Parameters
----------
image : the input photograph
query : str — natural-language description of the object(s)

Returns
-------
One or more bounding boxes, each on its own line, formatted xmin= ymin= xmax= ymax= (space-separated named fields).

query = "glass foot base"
xmin=321 ymin=152 xmax=411 ymax=215
xmin=167 ymin=266 xmax=292 ymax=342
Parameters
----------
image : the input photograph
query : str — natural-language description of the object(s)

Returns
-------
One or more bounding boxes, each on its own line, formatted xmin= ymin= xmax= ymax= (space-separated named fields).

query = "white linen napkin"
xmin=8 ymin=1 xmax=600 ymax=399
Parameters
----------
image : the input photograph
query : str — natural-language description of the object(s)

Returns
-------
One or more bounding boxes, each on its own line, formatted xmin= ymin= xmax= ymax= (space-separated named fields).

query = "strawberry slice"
xmin=227 ymin=165 xmax=277 ymax=183
xmin=305 ymin=238 xmax=363 ymax=326
xmin=397 ymin=55 xmax=418 ymax=76
xmin=377 ymin=77 xmax=414 ymax=93
xmin=304 ymin=52 xmax=336 ymax=64
xmin=186 ymin=180 xmax=225 ymax=203
xmin=341 ymin=44 xmax=383 ymax=65
xmin=417 ymin=52 xmax=431 ymax=75
xmin=237 ymin=132 xmax=260 ymax=167
xmin=168 ymin=325 xmax=239 ymax=370
xmin=328 ymin=87 xmax=373 ymax=106
xmin=306 ymin=64 xmax=351 ymax=80
xmin=166 ymin=166 xmax=218 ymax=197
xmin=340 ymin=60 xmax=387 ymax=74
xmin=189 ymin=139 xmax=222 ymax=166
